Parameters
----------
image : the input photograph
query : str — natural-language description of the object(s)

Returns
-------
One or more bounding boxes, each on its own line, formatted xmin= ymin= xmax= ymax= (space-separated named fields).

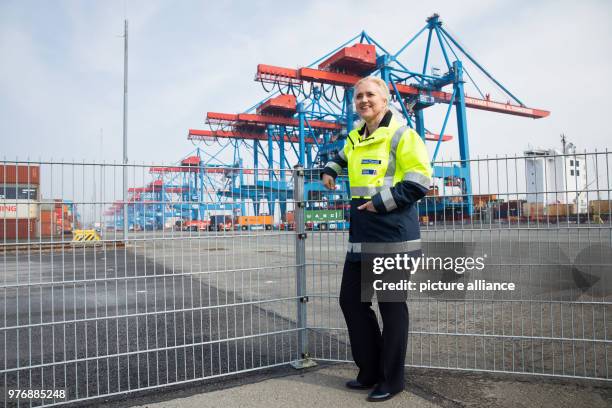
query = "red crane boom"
xmin=255 ymin=64 xmax=549 ymax=119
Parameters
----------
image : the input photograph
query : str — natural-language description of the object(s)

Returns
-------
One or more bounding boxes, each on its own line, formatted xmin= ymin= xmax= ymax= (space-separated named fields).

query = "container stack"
xmin=0 ymin=164 xmax=39 ymax=241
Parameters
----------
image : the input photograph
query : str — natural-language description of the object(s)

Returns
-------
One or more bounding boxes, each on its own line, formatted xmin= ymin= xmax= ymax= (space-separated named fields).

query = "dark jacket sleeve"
xmin=320 ymin=154 xmax=347 ymax=179
xmin=320 ymin=137 xmax=352 ymax=179
xmin=372 ymin=181 xmax=428 ymax=213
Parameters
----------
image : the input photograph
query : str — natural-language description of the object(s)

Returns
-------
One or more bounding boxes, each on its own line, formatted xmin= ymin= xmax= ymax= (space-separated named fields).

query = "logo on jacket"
xmin=361 ymin=159 xmax=382 ymax=165
xmin=361 ymin=169 xmax=377 ymax=175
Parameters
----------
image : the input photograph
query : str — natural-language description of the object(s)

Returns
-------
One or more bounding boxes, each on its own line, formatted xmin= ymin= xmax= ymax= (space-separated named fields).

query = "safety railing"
xmin=1 ymin=161 xmax=304 ymax=407
xmin=306 ymin=150 xmax=612 ymax=381
xmin=1 ymin=152 xmax=610 ymax=406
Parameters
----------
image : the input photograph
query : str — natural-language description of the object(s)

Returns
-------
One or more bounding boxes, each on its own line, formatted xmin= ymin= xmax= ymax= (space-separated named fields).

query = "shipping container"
xmin=0 ymin=202 xmax=39 ymax=219
xmin=39 ymin=200 xmax=57 ymax=211
xmin=522 ymin=202 xmax=545 ymax=219
xmin=279 ymin=211 xmax=295 ymax=230
xmin=0 ymin=165 xmax=40 ymax=185
xmin=59 ymin=204 xmax=72 ymax=233
xmin=493 ymin=200 xmax=525 ymax=220
xmin=40 ymin=210 xmax=53 ymax=237
xmin=505 ymin=200 xmax=525 ymax=216
xmin=0 ymin=219 xmax=37 ymax=240
xmin=0 ymin=185 xmax=39 ymax=200
xmin=39 ymin=209 xmax=62 ymax=237
xmin=304 ymin=209 xmax=349 ymax=231
xmin=426 ymin=186 xmax=439 ymax=197
xmin=473 ymin=194 xmax=497 ymax=209
xmin=547 ymin=203 xmax=574 ymax=216
xmin=285 ymin=211 xmax=294 ymax=224
xmin=305 ymin=209 xmax=344 ymax=222
xmin=589 ymin=200 xmax=612 ymax=214
xmin=237 ymin=215 xmax=273 ymax=230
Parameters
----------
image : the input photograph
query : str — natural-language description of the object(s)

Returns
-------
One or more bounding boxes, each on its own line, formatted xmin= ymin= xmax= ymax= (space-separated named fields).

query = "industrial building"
xmin=525 ymin=147 xmax=588 ymax=213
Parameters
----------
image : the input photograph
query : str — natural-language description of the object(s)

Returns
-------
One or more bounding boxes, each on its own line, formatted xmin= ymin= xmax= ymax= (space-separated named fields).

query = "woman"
xmin=321 ymin=76 xmax=432 ymax=402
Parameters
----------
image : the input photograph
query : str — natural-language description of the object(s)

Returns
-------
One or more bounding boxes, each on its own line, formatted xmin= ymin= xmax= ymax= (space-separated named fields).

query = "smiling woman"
xmin=320 ymin=75 xmax=433 ymax=402
xmin=353 ymin=76 xmax=391 ymax=138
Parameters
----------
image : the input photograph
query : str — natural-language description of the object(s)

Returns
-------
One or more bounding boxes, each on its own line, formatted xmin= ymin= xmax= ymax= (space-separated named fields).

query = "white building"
xmin=524 ymin=147 xmax=588 ymax=213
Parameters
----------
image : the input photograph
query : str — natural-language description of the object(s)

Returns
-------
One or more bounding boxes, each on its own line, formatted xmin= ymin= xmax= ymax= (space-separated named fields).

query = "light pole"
xmin=122 ymin=19 xmax=129 ymax=242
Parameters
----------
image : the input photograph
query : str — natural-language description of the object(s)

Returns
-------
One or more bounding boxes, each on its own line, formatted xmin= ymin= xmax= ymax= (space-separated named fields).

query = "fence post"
xmin=291 ymin=165 xmax=316 ymax=369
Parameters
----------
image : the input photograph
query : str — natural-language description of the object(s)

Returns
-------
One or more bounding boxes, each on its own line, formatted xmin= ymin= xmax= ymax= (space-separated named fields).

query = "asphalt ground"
xmin=104 ymin=363 xmax=612 ymax=408
xmin=1 ymin=227 xmax=611 ymax=406
xmin=1 ymin=243 xmax=341 ymax=406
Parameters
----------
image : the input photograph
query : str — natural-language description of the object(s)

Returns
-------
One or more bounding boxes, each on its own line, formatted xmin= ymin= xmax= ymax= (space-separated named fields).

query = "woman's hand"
xmin=322 ymin=174 xmax=336 ymax=190
xmin=357 ymin=201 xmax=377 ymax=213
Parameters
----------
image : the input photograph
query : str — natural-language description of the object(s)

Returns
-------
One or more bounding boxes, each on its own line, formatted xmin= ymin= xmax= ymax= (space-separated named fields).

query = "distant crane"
xmin=177 ymin=14 xmax=549 ymax=222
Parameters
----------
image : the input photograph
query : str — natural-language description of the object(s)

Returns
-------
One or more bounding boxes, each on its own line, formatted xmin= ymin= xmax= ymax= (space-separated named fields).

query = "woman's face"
xmin=354 ymin=81 xmax=387 ymax=122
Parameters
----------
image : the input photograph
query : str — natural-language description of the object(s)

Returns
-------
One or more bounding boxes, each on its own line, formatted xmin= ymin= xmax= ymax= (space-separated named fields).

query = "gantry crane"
xmin=182 ymin=14 xmax=549 ymax=223
xmin=149 ymin=151 xmax=245 ymax=222
xmin=188 ymin=94 xmax=351 ymax=219
xmin=250 ymin=14 xmax=549 ymax=216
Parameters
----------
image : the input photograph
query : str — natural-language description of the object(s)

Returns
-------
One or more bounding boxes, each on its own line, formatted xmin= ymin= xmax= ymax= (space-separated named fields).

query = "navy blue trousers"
xmin=339 ymin=258 xmax=409 ymax=394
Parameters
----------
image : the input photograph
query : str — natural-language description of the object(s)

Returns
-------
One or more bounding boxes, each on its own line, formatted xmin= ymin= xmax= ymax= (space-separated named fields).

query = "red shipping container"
xmin=0 ymin=165 xmax=40 ymax=185
xmin=39 ymin=209 xmax=57 ymax=237
xmin=0 ymin=219 xmax=37 ymax=240
xmin=285 ymin=211 xmax=294 ymax=223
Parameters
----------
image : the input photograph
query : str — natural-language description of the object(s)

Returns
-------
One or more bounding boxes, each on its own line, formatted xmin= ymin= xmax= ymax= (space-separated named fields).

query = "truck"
xmin=280 ymin=211 xmax=296 ymax=231
xmin=237 ymin=215 xmax=273 ymax=231
xmin=182 ymin=219 xmax=210 ymax=231
xmin=209 ymin=215 xmax=234 ymax=231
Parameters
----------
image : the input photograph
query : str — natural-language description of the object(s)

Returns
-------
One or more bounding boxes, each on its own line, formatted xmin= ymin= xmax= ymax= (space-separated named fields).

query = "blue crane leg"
xmin=453 ymin=61 xmax=473 ymax=216
xmin=415 ymin=110 xmax=426 ymax=140
xmin=298 ymin=103 xmax=305 ymax=166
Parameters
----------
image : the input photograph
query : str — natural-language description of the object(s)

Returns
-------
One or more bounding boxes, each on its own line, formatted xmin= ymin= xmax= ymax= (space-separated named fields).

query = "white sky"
xmin=1 ymin=0 xmax=611 ymax=166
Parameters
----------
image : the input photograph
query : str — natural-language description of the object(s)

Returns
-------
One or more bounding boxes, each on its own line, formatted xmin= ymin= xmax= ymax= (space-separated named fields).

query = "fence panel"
xmin=1 ymin=161 xmax=303 ymax=407
xmin=306 ymin=151 xmax=612 ymax=381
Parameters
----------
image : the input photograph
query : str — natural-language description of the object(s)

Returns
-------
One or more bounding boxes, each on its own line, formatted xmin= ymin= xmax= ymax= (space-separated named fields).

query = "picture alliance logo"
xmin=372 ymin=253 xmax=487 ymax=275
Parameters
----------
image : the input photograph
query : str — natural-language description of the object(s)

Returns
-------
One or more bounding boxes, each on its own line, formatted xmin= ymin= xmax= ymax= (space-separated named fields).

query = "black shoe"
xmin=366 ymin=388 xmax=397 ymax=402
xmin=345 ymin=379 xmax=375 ymax=390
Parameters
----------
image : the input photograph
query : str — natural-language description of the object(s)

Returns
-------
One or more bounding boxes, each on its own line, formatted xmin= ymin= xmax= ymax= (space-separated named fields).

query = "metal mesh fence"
xmin=1 ymin=162 xmax=302 ymax=406
xmin=1 ymin=152 xmax=611 ymax=406
xmin=306 ymin=151 xmax=612 ymax=381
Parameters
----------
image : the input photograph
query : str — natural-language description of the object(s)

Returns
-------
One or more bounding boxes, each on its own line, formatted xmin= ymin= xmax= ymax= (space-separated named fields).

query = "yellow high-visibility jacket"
xmin=322 ymin=110 xmax=432 ymax=255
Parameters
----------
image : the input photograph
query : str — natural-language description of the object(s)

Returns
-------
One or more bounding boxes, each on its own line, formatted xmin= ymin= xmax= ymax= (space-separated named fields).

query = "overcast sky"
xmin=1 ymin=0 xmax=611 ymax=166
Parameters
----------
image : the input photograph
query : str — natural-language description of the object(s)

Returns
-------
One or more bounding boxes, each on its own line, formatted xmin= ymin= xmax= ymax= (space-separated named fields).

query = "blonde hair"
xmin=353 ymin=76 xmax=391 ymax=105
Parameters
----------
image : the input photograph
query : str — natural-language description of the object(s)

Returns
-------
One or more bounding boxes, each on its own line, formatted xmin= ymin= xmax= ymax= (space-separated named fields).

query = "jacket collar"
xmin=357 ymin=110 xmax=393 ymax=137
